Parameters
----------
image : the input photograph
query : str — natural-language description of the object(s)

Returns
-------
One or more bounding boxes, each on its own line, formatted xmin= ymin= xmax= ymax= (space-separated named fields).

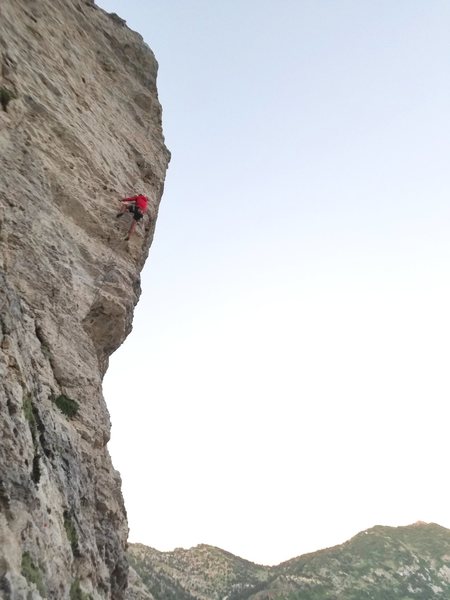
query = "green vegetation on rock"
xmin=21 ymin=552 xmax=46 ymax=597
xmin=22 ymin=393 xmax=36 ymax=427
xmin=70 ymin=579 xmax=93 ymax=600
xmin=52 ymin=393 xmax=79 ymax=418
xmin=64 ymin=511 xmax=80 ymax=556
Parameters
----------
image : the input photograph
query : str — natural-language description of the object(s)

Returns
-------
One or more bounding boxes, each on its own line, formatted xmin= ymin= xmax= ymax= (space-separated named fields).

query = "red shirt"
xmin=123 ymin=194 xmax=148 ymax=212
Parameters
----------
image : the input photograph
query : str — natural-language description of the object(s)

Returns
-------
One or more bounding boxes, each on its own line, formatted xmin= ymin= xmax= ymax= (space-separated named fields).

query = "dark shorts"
xmin=127 ymin=204 xmax=144 ymax=221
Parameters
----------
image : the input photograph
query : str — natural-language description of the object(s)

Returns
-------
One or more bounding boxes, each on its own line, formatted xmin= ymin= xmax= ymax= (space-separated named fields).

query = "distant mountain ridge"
xmin=126 ymin=522 xmax=450 ymax=600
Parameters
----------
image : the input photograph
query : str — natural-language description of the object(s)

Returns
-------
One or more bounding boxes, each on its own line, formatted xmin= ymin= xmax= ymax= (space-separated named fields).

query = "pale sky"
xmin=98 ymin=0 xmax=450 ymax=565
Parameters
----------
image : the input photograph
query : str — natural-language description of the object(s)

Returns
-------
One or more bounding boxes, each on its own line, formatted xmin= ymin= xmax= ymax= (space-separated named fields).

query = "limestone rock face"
xmin=0 ymin=1 xmax=170 ymax=598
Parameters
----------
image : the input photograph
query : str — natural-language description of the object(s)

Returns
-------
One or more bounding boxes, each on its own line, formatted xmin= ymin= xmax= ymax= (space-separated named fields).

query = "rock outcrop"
xmin=128 ymin=523 xmax=450 ymax=600
xmin=0 ymin=1 xmax=170 ymax=598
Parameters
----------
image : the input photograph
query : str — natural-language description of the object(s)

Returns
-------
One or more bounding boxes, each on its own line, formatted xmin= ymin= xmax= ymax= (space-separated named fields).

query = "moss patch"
xmin=52 ymin=394 xmax=79 ymax=418
xmin=21 ymin=552 xmax=46 ymax=596
xmin=22 ymin=393 xmax=36 ymax=428
xmin=70 ymin=579 xmax=93 ymax=600
xmin=64 ymin=511 xmax=80 ymax=556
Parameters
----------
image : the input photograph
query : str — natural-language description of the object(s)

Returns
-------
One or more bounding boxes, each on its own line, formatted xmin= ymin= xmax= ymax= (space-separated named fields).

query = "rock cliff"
xmin=0 ymin=1 xmax=170 ymax=598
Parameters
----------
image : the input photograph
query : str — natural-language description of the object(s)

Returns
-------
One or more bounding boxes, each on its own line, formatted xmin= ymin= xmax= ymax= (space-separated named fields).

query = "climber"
xmin=116 ymin=193 xmax=149 ymax=240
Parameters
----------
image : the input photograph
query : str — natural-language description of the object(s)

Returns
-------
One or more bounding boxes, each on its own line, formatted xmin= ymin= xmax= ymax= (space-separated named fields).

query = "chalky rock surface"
xmin=0 ymin=1 xmax=170 ymax=598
